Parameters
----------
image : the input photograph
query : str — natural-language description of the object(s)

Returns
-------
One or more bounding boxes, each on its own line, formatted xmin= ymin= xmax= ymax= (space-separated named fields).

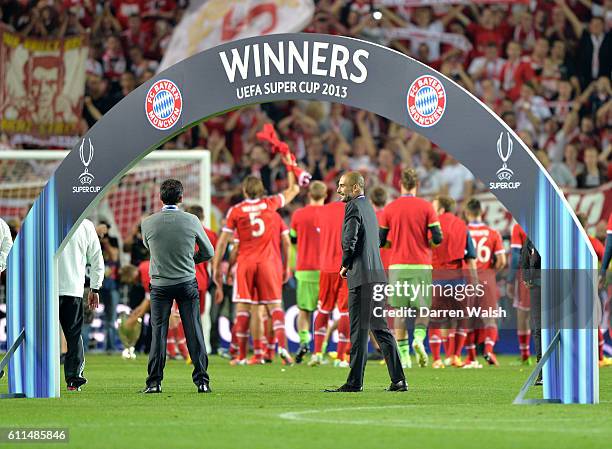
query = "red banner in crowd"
xmin=478 ymin=182 xmax=612 ymax=238
xmin=384 ymin=26 xmax=473 ymax=52
xmin=0 ymin=26 xmax=88 ymax=148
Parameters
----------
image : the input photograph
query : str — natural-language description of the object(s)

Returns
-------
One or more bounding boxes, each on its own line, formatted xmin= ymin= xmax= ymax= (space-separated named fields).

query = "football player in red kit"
xmin=254 ymin=212 xmax=291 ymax=364
xmin=289 ymin=181 xmax=327 ymax=363
xmin=212 ymin=159 xmax=300 ymax=365
xmin=309 ymin=199 xmax=351 ymax=367
xmin=430 ymin=195 xmax=477 ymax=369
xmin=370 ymin=186 xmax=392 ymax=270
xmin=465 ymin=198 xmax=507 ymax=367
xmin=507 ymin=222 xmax=532 ymax=364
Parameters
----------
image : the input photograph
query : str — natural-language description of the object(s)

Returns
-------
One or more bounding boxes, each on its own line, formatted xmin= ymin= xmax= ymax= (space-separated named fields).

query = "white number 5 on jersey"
xmin=249 ymin=212 xmax=265 ymax=237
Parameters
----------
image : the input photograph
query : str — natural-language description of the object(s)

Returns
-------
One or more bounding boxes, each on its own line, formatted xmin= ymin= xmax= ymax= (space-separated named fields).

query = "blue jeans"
xmin=101 ymin=287 xmax=120 ymax=351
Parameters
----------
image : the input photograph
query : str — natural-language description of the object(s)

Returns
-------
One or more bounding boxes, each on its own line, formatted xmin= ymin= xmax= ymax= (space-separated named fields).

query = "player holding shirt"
xmin=290 ymin=181 xmax=327 ymax=363
xmin=309 ymin=199 xmax=351 ymax=367
xmin=212 ymin=159 xmax=300 ymax=365
xmin=429 ymin=195 xmax=477 ymax=369
xmin=379 ymin=168 xmax=443 ymax=368
xmin=224 ymin=208 xmax=293 ymax=365
xmin=507 ymin=222 xmax=532 ymax=364
xmin=465 ymin=198 xmax=506 ymax=367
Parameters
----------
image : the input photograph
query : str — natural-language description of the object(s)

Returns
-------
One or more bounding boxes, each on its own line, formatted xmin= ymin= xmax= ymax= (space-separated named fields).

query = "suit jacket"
xmin=341 ymin=195 xmax=387 ymax=290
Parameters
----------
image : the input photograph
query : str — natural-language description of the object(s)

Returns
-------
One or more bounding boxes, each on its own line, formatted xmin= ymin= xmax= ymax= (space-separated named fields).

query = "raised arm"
xmin=281 ymin=153 xmax=300 ymax=205
xmin=556 ymin=0 xmax=584 ymax=38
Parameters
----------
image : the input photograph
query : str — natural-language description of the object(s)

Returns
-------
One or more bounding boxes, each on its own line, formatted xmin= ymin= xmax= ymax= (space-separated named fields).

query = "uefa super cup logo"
xmin=78 ymin=138 xmax=95 ymax=185
xmin=496 ymin=132 xmax=514 ymax=181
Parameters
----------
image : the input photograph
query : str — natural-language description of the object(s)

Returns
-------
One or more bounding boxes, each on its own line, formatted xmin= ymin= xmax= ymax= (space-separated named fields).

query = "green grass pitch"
xmin=1 ymin=354 xmax=611 ymax=449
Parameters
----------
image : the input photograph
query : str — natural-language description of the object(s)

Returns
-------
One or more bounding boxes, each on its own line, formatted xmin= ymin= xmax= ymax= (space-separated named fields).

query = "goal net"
xmin=0 ymin=149 xmax=211 ymax=247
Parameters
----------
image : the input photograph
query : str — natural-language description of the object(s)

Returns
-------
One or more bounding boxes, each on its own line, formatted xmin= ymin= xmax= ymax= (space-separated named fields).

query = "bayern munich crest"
xmin=145 ymin=79 xmax=183 ymax=130
xmin=406 ymin=75 xmax=446 ymax=128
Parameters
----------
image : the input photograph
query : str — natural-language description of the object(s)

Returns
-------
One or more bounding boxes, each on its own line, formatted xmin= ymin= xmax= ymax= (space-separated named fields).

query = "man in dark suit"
xmin=325 ymin=172 xmax=406 ymax=392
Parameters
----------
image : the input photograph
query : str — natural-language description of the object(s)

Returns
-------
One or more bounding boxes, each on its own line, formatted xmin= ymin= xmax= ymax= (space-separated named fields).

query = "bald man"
xmin=325 ymin=172 xmax=406 ymax=392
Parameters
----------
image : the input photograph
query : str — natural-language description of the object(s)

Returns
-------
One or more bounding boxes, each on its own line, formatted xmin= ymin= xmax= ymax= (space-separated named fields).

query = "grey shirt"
xmin=142 ymin=208 xmax=214 ymax=287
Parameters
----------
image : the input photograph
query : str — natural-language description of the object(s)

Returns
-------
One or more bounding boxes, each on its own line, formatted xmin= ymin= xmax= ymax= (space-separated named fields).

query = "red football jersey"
xmin=138 ymin=260 xmax=151 ymax=294
xmin=510 ymin=223 xmax=527 ymax=249
xmin=223 ymin=194 xmax=285 ymax=263
xmin=468 ymin=222 xmax=505 ymax=270
xmin=290 ymin=204 xmax=322 ymax=271
xmin=432 ymin=212 xmax=468 ymax=270
xmin=234 ymin=213 xmax=288 ymax=267
xmin=379 ymin=195 xmax=439 ymax=266
xmin=375 ymin=208 xmax=392 ymax=269
xmin=315 ymin=201 xmax=345 ymax=273
xmin=195 ymin=228 xmax=218 ymax=291
xmin=589 ymin=236 xmax=604 ymax=262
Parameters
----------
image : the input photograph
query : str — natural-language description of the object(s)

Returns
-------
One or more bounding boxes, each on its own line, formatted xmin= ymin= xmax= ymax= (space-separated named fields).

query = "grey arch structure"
xmin=2 ymin=33 xmax=598 ymax=402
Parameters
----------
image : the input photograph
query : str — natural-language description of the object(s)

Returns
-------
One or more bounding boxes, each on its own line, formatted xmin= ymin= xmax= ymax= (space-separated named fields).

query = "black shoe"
xmin=197 ymin=383 xmax=212 ymax=393
xmin=387 ymin=380 xmax=408 ymax=392
xmin=142 ymin=385 xmax=162 ymax=394
xmin=324 ymin=384 xmax=363 ymax=393
xmin=66 ymin=377 xmax=87 ymax=391
xmin=534 ymin=378 xmax=543 ymax=386
xmin=295 ymin=344 xmax=309 ymax=364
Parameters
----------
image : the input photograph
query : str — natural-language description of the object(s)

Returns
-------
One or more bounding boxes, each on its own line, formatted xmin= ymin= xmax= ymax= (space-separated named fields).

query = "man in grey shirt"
xmin=141 ymin=179 xmax=214 ymax=394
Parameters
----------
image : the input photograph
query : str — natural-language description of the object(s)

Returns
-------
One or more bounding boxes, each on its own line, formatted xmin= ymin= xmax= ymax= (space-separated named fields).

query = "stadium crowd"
xmin=0 ymin=0 xmax=610 ymax=198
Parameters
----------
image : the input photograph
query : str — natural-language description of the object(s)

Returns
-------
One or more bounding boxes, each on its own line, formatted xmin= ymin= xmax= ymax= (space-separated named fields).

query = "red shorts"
xmin=318 ymin=271 xmax=348 ymax=313
xmin=512 ymin=271 xmax=531 ymax=311
xmin=479 ymin=271 xmax=499 ymax=309
xmin=233 ymin=260 xmax=282 ymax=304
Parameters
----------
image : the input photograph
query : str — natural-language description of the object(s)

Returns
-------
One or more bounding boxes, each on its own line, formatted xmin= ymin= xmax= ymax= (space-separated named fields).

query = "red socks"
xmin=465 ymin=330 xmax=477 ymax=362
xmin=518 ymin=330 xmax=531 ymax=360
xmin=336 ymin=313 xmax=350 ymax=362
xmin=313 ymin=310 xmax=330 ymax=354
xmin=484 ymin=327 xmax=498 ymax=355
xmin=429 ymin=328 xmax=442 ymax=361
xmin=234 ymin=311 xmax=250 ymax=360
xmin=271 ymin=308 xmax=287 ymax=351
xmin=454 ymin=329 xmax=466 ymax=358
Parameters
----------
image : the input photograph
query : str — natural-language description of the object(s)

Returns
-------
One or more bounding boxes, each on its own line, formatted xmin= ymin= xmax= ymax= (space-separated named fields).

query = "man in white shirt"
xmin=0 ymin=218 xmax=13 ymax=273
xmin=439 ymin=157 xmax=475 ymax=201
xmin=57 ymin=218 xmax=104 ymax=391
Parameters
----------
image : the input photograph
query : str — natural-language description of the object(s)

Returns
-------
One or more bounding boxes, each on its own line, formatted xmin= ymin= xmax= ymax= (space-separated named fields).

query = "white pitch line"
xmin=279 ymin=406 xmax=607 ymax=433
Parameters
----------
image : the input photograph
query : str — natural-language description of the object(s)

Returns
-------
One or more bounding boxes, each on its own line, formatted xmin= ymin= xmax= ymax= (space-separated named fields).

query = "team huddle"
xmin=208 ymin=162 xmax=546 ymax=370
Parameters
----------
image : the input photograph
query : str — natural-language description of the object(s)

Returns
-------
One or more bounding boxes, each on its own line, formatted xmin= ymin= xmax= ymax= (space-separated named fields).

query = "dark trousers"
xmin=346 ymin=283 xmax=405 ymax=388
xmin=146 ymin=279 xmax=209 ymax=387
xmin=530 ymin=285 xmax=542 ymax=362
xmin=210 ymin=284 xmax=234 ymax=354
xmin=59 ymin=295 xmax=86 ymax=386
